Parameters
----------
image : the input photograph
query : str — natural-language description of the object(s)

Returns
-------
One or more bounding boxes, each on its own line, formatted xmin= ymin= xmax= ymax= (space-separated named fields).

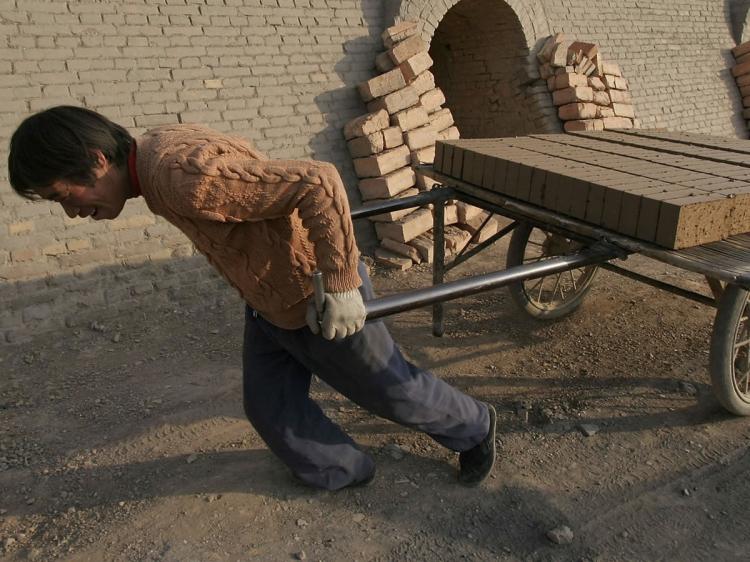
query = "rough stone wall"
xmin=0 ymin=0 xmax=383 ymax=343
xmin=1 ymin=0 xmax=747 ymax=343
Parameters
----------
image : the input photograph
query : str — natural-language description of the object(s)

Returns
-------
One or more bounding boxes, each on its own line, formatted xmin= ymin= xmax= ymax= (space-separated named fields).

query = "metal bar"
xmin=706 ymin=276 xmax=724 ymax=302
xmin=600 ymin=263 xmax=716 ymax=307
xmin=455 ymin=213 xmax=495 ymax=260
xmin=446 ymin=221 xmax=519 ymax=272
xmin=365 ymin=244 xmax=618 ymax=320
xmin=432 ymin=197 xmax=446 ymax=337
xmin=350 ymin=188 xmax=454 ymax=220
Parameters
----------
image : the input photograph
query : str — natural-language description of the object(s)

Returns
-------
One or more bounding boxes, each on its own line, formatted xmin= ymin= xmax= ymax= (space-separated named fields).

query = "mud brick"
xmin=602 ymin=116 xmax=633 ymax=129
xmin=636 ymin=189 xmax=698 ymax=242
xmin=559 ymin=103 xmax=598 ymax=120
xmin=380 ymin=237 xmax=421 ymax=263
xmin=366 ymin=85 xmax=419 ymax=114
xmin=404 ymin=123 xmax=437 ymax=150
xmin=420 ymin=87 xmax=446 ymax=114
xmin=541 ymin=170 xmax=563 ymax=210
xmin=451 ymin=145 xmax=466 ymax=179
xmin=584 ymin=182 xmax=606 ymax=224
xmin=375 ymin=51 xmax=395 ymax=73
xmin=601 ymin=62 xmax=621 ymax=76
xmin=481 ymin=155 xmax=497 ymax=189
xmin=528 ymin=167 xmax=546 ymax=205
xmin=444 ymin=225 xmax=471 ymax=253
xmin=516 ymin=163 xmax=533 ymax=200
xmin=472 ymin=217 xmax=500 ymax=243
xmin=550 ymin=40 xmax=574 ymax=67
xmin=347 ymin=130 xmax=385 ymax=158
xmin=358 ymin=166 xmax=416 ymax=200
xmin=588 ymin=76 xmax=606 ymax=91
xmin=437 ymin=126 xmax=459 ymax=141
xmin=411 ymin=71 xmax=436 ymax=96
xmin=740 ymin=85 xmax=750 ymax=99
xmin=597 ymin=106 xmax=615 ymax=118
xmin=504 ymin=160 xmax=521 ymax=198
xmin=567 ymin=179 xmax=590 ymax=219
xmin=553 ymin=73 xmax=589 ymax=90
xmin=382 ymin=21 xmax=418 ymax=49
xmin=738 ymin=52 xmax=750 ymax=66
xmin=409 ymin=234 xmax=434 ymax=263
xmin=564 ymin=119 xmax=604 ymax=132
xmin=382 ymin=126 xmax=404 ymax=149
xmin=437 ymin=141 xmax=454 ymax=175
xmin=547 ymin=76 xmax=557 ymax=92
xmin=344 ymin=109 xmax=390 ymax=140
xmin=400 ymin=52 xmax=433 ymax=83
xmin=612 ymin=103 xmax=635 ymax=118
xmin=444 ymin=203 xmax=459 ymax=226
xmin=353 ymin=144 xmax=411 ymax=178
xmin=456 ymin=201 xmax=484 ymax=223
xmin=737 ymin=73 xmax=750 ymax=87
xmin=415 ymin=169 xmax=439 ymax=191
xmin=618 ymin=185 xmax=670 ymax=237
xmin=389 ymin=35 xmax=427 ymax=65
xmin=391 ymin=105 xmax=429 ymax=132
xmin=537 ymin=33 xmax=567 ymax=63
xmin=369 ymin=188 xmax=420 ymax=222
xmin=600 ymin=186 xmax=625 ymax=230
xmin=609 ymin=89 xmax=632 ymax=104
xmin=411 ymin=145 xmax=435 ymax=165
xmin=656 ymin=193 xmax=732 ymax=249
xmin=374 ymin=207 xmax=433 ymax=243
xmin=374 ymin=247 xmax=413 ymax=270
xmin=539 ymin=63 xmax=554 ymax=80
xmin=603 ymin=75 xmax=620 ymax=90
xmin=744 ymin=95 xmax=750 ymax=108
xmin=429 ymin=108 xmax=454 ymax=133
xmin=733 ymin=40 xmax=750 ymax=59
xmin=358 ymin=68 xmax=407 ymax=102
xmin=593 ymin=91 xmax=611 ymax=106
xmin=614 ymin=77 xmax=629 ymax=90
xmin=462 ymin=149 xmax=478 ymax=185
xmin=732 ymin=60 xmax=750 ymax=79
xmin=553 ymin=86 xmax=594 ymax=106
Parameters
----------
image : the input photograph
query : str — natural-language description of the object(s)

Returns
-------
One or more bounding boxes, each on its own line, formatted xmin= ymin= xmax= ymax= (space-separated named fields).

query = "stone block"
xmin=369 ymin=188 xmax=420 ymax=222
xmin=358 ymin=166 xmax=416 ymax=200
xmin=411 ymin=71 xmax=436 ymax=96
xmin=408 ymin=234 xmax=434 ymax=263
xmin=553 ymin=72 xmax=588 ymax=90
xmin=366 ymin=85 xmax=419 ymax=114
xmin=437 ymin=126 xmax=460 ymax=141
xmin=382 ymin=21 xmax=418 ymax=49
xmin=563 ymin=119 xmax=604 ymax=132
xmin=444 ymin=203 xmax=459 ymax=225
xmin=380 ymin=237 xmax=421 ymax=263
xmin=553 ymin=86 xmax=594 ymax=105
xmin=382 ymin=126 xmax=404 ymax=149
xmin=416 ymin=170 xmax=439 ymax=191
xmin=593 ymin=91 xmax=611 ymax=106
xmin=420 ymin=87 xmax=446 ymax=113
xmin=344 ymin=109 xmax=389 ymax=140
xmin=411 ymin=144 xmax=436 ymax=165
xmin=597 ymin=106 xmax=615 ymax=118
xmin=428 ymin=108 xmax=454 ymax=133
xmin=375 ymin=51 xmax=395 ymax=73
xmin=404 ymin=124 xmax=437 ymax=150
xmin=400 ymin=52 xmax=433 ymax=83
xmin=558 ymin=102 xmax=598 ymax=120
xmin=588 ymin=76 xmax=606 ymax=91
xmin=389 ymin=35 xmax=427 ymax=65
xmin=550 ymin=40 xmax=573 ymax=67
xmin=444 ymin=225 xmax=471 ymax=253
xmin=609 ymin=89 xmax=633 ymax=104
xmin=353 ymin=144 xmax=411 ymax=178
xmin=374 ymin=207 xmax=433 ymax=243
xmin=358 ymin=68 xmax=407 ymax=102
xmin=347 ymin=130 xmax=385 ymax=158
xmin=457 ymin=202 xmax=483 ymax=223
xmin=392 ymin=105 xmax=429 ymax=132
xmin=374 ymin=247 xmax=413 ymax=270
xmin=612 ymin=103 xmax=635 ymax=118
xmin=602 ymin=116 xmax=634 ymax=129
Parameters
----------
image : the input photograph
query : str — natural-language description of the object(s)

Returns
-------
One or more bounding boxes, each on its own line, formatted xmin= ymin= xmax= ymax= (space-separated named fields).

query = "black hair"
xmin=8 ymin=105 xmax=133 ymax=200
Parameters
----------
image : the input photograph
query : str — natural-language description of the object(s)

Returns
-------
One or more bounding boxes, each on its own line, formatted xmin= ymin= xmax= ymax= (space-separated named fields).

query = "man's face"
xmin=34 ymin=150 xmax=129 ymax=221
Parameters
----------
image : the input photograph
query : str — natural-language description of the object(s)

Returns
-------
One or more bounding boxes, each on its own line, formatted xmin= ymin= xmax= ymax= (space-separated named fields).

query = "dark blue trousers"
xmin=242 ymin=263 xmax=490 ymax=490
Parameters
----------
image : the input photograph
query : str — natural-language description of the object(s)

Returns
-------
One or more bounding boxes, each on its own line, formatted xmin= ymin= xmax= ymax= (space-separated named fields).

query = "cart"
xmin=350 ymin=149 xmax=750 ymax=417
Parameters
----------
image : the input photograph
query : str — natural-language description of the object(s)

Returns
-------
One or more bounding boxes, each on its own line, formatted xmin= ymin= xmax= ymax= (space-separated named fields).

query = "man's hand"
xmin=306 ymin=289 xmax=366 ymax=340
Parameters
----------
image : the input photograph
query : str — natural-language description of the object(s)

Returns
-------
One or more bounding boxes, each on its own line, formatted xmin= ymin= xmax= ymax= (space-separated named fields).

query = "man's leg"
xmin=259 ymin=263 xmax=490 ymax=455
xmin=242 ymin=306 xmax=375 ymax=490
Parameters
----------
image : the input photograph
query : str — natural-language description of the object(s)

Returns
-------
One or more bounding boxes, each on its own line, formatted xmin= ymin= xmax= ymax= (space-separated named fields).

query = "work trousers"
xmin=242 ymin=262 xmax=490 ymax=491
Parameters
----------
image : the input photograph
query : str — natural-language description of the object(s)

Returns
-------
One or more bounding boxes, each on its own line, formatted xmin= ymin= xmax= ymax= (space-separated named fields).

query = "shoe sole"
xmin=459 ymin=403 xmax=497 ymax=487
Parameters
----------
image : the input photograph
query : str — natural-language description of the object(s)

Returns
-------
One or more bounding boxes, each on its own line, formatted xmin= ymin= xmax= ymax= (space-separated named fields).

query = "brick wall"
xmin=0 ymin=0 xmax=746 ymax=343
xmin=0 ymin=0 xmax=384 ymax=343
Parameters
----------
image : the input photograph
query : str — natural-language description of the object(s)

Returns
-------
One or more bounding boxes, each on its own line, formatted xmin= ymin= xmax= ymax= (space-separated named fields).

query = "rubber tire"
xmin=709 ymin=283 xmax=750 ymax=416
xmin=506 ymin=222 xmax=597 ymax=320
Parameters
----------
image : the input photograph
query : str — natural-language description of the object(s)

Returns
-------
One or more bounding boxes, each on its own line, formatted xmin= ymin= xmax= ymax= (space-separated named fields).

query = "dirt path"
xmin=2 ymin=243 xmax=750 ymax=561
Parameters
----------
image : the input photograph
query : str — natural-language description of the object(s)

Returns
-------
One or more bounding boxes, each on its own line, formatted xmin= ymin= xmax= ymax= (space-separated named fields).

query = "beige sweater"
xmin=135 ymin=124 xmax=361 ymax=329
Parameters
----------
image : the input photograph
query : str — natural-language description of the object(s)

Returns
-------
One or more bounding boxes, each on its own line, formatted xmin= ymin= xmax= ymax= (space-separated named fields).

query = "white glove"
xmin=306 ymin=289 xmax=366 ymax=340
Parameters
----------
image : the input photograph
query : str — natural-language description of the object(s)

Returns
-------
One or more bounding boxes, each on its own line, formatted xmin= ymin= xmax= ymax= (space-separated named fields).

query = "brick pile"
xmin=343 ymin=21 xmax=500 ymax=270
xmin=731 ymin=40 xmax=750 ymax=131
xmin=537 ymin=34 xmax=638 ymax=133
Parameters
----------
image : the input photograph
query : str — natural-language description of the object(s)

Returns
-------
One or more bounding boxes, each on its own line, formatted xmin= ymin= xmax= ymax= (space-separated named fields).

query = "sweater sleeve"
xmin=162 ymin=150 xmax=361 ymax=292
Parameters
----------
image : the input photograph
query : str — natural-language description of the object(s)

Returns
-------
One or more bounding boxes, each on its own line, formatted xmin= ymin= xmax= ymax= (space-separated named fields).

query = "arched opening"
xmin=429 ymin=0 xmax=541 ymax=137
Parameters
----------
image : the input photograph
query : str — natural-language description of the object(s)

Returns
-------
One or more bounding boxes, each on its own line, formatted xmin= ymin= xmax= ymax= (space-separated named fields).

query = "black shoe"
xmin=458 ymin=403 xmax=497 ymax=486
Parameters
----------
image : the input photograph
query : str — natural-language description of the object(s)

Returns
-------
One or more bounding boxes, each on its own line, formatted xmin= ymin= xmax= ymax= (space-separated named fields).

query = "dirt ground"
xmin=2 ymin=239 xmax=750 ymax=562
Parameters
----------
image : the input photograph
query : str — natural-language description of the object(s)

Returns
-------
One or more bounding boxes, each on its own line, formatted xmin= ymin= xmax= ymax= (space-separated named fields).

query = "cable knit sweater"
xmin=135 ymin=124 xmax=361 ymax=329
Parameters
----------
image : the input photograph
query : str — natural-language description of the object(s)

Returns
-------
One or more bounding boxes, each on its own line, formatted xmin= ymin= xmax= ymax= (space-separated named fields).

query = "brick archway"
xmin=397 ymin=0 xmax=559 ymax=135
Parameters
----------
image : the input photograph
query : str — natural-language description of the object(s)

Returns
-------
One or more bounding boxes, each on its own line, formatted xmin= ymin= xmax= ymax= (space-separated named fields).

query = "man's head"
xmin=8 ymin=105 xmax=135 ymax=220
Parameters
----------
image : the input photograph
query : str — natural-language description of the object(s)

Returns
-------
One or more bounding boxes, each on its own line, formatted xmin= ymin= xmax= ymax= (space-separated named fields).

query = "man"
xmin=8 ymin=106 xmax=496 ymax=491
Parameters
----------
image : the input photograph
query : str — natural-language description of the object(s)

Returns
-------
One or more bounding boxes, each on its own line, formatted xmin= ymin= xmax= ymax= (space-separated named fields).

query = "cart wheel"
xmin=709 ymin=284 xmax=750 ymax=416
xmin=506 ymin=222 xmax=598 ymax=319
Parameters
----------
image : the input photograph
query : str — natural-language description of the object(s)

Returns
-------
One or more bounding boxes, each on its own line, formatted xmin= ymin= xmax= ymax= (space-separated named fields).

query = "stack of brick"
xmin=344 ymin=21 xmax=497 ymax=270
xmin=731 ymin=40 xmax=750 ymax=131
xmin=537 ymin=34 xmax=638 ymax=133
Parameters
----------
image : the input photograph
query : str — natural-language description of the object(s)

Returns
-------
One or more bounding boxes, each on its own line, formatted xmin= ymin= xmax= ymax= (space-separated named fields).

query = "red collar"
xmin=127 ymin=142 xmax=141 ymax=197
